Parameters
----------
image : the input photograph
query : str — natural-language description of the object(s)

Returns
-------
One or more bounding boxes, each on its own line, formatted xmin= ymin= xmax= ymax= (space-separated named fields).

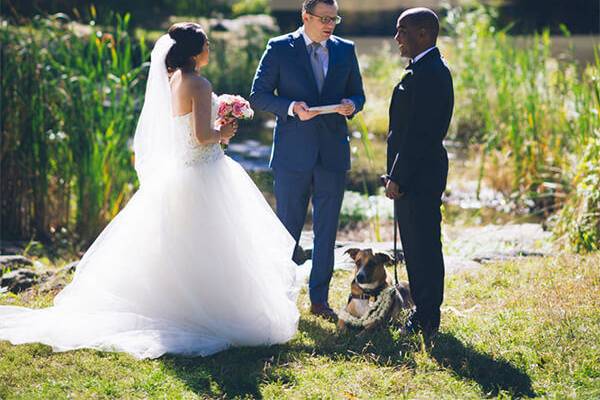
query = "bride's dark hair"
xmin=165 ymin=22 xmax=207 ymax=72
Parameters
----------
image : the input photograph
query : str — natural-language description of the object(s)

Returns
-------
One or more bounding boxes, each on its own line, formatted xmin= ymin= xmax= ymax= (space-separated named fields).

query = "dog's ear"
xmin=344 ymin=248 xmax=362 ymax=261
xmin=374 ymin=252 xmax=393 ymax=265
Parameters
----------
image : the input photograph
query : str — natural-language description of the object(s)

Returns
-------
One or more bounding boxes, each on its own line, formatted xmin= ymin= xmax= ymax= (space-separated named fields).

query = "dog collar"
xmin=349 ymin=293 xmax=374 ymax=301
xmin=348 ymin=280 xmax=387 ymax=303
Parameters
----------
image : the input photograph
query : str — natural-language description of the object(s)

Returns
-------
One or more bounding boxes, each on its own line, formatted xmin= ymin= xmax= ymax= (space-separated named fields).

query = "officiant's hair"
xmin=166 ymin=22 xmax=207 ymax=72
xmin=401 ymin=8 xmax=440 ymax=41
xmin=302 ymin=0 xmax=338 ymax=14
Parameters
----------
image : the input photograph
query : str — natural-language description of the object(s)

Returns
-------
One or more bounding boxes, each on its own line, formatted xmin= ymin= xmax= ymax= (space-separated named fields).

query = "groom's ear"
xmin=345 ymin=248 xmax=362 ymax=261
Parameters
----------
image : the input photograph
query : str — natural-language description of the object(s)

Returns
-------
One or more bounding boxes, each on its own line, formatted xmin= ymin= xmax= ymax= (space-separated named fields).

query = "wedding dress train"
xmin=0 ymin=36 xmax=300 ymax=359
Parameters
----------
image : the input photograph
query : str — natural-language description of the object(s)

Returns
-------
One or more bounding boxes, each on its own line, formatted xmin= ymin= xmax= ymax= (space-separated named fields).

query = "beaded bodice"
xmin=173 ymin=93 xmax=223 ymax=166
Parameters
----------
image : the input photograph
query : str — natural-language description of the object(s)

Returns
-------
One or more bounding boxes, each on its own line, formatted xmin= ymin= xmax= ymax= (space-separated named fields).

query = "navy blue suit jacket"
xmin=250 ymin=29 xmax=366 ymax=172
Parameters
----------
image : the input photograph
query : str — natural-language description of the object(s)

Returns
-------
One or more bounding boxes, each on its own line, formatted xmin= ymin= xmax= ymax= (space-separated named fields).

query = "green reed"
xmin=1 ymin=13 xmax=148 ymax=243
xmin=553 ymin=49 xmax=600 ymax=252
xmin=1 ymin=12 xmax=273 ymax=246
xmin=353 ymin=113 xmax=382 ymax=241
xmin=444 ymin=5 xmax=600 ymax=251
xmin=351 ymin=5 xmax=599 ymax=251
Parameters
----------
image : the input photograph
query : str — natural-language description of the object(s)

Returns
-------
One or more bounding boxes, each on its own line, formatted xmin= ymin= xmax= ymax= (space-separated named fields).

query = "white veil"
xmin=133 ymin=34 xmax=179 ymax=186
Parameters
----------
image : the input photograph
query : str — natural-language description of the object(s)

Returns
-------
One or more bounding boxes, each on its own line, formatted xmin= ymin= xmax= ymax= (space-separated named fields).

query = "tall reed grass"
xmin=444 ymin=5 xmax=600 ymax=251
xmin=1 ymin=12 xmax=273 ymax=246
xmin=350 ymin=5 xmax=599 ymax=252
xmin=1 ymin=12 xmax=147 ymax=243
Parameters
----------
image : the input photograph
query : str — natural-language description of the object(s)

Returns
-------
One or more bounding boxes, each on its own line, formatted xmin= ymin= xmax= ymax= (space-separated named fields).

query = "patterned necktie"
xmin=309 ymin=42 xmax=325 ymax=93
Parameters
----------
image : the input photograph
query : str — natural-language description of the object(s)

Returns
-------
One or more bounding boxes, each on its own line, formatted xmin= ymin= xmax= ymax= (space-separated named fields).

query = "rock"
xmin=0 ymin=255 xmax=34 ymax=272
xmin=298 ymin=223 xmax=552 ymax=278
xmin=0 ymin=268 xmax=40 ymax=293
xmin=299 ymin=231 xmax=314 ymax=253
xmin=445 ymin=223 xmax=552 ymax=261
xmin=38 ymin=271 xmax=70 ymax=293
xmin=299 ymin=231 xmax=353 ymax=262
xmin=472 ymin=249 xmax=547 ymax=263
xmin=444 ymin=256 xmax=482 ymax=273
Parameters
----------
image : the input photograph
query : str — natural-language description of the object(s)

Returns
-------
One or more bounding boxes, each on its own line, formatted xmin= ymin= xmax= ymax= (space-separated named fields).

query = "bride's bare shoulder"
xmin=186 ymin=74 xmax=212 ymax=96
xmin=171 ymin=71 xmax=211 ymax=97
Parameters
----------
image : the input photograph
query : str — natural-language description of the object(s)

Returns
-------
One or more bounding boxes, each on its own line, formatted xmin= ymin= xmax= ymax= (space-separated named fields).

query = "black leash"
xmin=393 ymin=200 xmax=399 ymax=286
xmin=382 ymin=174 xmax=401 ymax=287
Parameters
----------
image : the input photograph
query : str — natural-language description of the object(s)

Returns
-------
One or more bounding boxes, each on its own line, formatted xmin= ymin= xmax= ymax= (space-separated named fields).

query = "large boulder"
xmin=0 ymin=268 xmax=40 ymax=293
xmin=0 ymin=255 xmax=34 ymax=272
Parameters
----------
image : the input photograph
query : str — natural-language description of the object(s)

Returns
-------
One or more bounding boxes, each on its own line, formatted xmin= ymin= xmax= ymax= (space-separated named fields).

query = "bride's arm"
xmin=190 ymin=78 xmax=233 ymax=145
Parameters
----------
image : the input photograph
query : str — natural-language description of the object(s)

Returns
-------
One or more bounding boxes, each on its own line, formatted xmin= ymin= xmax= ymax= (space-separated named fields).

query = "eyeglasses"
xmin=307 ymin=11 xmax=342 ymax=25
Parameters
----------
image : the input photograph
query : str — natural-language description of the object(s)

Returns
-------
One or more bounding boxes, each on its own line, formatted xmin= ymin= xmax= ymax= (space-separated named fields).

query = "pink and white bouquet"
xmin=216 ymin=94 xmax=254 ymax=147
xmin=217 ymin=94 xmax=254 ymax=122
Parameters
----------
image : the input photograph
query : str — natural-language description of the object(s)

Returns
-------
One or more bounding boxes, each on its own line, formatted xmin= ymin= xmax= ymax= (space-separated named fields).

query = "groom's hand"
xmin=293 ymin=102 xmax=320 ymax=121
xmin=336 ymin=99 xmax=355 ymax=116
xmin=385 ymin=180 xmax=404 ymax=200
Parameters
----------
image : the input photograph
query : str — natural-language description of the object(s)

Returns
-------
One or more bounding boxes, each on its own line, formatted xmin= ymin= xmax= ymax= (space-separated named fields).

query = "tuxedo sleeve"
xmin=250 ymin=40 xmax=293 ymax=121
xmin=344 ymin=46 xmax=366 ymax=119
xmin=389 ymin=72 xmax=450 ymax=188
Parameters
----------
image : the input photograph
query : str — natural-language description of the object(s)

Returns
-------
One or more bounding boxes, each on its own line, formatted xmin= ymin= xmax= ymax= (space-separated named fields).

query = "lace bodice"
xmin=174 ymin=93 xmax=223 ymax=166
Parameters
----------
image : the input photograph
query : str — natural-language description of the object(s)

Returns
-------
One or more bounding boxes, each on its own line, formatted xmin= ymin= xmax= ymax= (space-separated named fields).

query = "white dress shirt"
xmin=288 ymin=27 xmax=330 ymax=116
xmin=411 ymin=46 xmax=437 ymax=65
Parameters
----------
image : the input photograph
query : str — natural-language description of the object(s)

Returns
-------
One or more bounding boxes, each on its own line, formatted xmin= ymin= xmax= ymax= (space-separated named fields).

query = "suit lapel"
xmin=320 ymin=38 xmax=339 ymax=95
xmin=411 ymin=47 xmax=440 ymax=72
xmin=290 ymin=29 xmax=320 ymax=96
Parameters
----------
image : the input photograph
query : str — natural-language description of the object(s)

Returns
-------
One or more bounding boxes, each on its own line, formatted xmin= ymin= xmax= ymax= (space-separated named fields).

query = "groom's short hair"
xmin=401 ymin=7 xmax=440 ymax=40
xmin=302 ymin=0 xmax=338 ymax=14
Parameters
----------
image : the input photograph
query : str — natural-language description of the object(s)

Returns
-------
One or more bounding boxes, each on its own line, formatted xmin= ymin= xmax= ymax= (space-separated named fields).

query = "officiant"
xmin=250 ymin=0 xmax=365 ymax=320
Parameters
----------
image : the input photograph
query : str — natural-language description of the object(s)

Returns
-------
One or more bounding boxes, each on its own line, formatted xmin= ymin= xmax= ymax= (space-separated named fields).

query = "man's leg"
xmin=310 ymin=165 xmax=347 ymax=305
xmin=396 ymin=194 xmax=445 ymax=333
xmin=273 ymin=167 xmax=312 ymax=262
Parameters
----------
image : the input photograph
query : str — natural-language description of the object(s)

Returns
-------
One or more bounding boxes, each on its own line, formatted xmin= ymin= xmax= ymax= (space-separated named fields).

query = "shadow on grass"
xmin=161 ymin=346 xmax=282 ymax=399
xmin=161 ymin=319 xmax=535 ymax=398
xmin=159 ymin=318 xmax=414 ymax=399
xmin=430 ymin=333 xmax=536 ymax=398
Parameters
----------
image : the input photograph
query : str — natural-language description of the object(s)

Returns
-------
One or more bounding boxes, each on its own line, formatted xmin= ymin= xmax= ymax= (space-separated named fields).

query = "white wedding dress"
xmin=0 ymin=36 xmax=300 ymax=359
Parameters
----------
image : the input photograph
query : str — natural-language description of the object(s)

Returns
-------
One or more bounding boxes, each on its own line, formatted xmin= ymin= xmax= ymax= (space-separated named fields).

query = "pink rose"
xmin=216 ymin=94 xmax=254 ymax=121
xmin=232 ymin=102 xmax=244 ymax=118
xmin=219 ymin=104 xmax=233 ymax=118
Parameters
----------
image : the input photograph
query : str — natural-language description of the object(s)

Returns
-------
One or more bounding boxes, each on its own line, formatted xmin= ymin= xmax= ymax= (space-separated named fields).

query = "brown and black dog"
xmin=338 ymin=248 xmax=414 ymax=332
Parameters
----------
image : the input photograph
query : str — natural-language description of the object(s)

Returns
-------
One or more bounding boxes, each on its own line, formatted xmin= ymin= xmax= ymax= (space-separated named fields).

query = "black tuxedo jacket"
xmin=386 ymin=48 xmax=454 ymax=196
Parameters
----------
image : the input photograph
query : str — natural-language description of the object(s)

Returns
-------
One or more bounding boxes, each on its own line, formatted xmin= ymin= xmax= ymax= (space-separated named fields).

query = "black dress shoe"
xmin=402 ymin=313 xmax=439 ymax=341
xmin=292 ymin=244 xmax=308 ymax=265
xmin=310 ymin=303 xmax=338 ymax=322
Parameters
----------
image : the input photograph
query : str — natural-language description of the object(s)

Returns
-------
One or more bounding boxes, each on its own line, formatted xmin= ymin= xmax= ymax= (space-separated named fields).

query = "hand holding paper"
xmin=307 ymin=104 xmax=341 ymax=114
xmin=307 ymin=99 xmax=355 ymax=115
xmin=336 ymin=98 xmax=356 ymax=116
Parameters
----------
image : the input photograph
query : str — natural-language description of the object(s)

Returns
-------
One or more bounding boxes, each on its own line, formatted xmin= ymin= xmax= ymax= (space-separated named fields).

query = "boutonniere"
xmin=397 ymin=69 xmax=413 ymax=91
xmin=400 ymin=69 xmax=414 ymax=81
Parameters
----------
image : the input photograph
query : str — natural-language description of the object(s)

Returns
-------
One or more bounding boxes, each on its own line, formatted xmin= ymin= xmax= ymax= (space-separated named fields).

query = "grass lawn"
xmin=1 ymin=253 xmax=599 ymax=399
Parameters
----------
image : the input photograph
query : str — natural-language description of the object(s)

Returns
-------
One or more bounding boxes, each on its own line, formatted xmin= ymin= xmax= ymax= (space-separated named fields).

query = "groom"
xmin=251 ymin=0 xmax=365 ymax=320
xmin=384 ymin=8 xmax=454 ymax=338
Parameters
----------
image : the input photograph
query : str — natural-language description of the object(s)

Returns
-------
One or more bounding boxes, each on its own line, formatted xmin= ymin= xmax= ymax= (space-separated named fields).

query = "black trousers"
xmin=395 ymin=193 xmax=445 ymax=330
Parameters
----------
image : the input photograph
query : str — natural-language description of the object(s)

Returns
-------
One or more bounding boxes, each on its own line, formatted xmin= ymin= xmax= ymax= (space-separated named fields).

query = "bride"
xmin=0 ymin=23 xmax=300 ymax=359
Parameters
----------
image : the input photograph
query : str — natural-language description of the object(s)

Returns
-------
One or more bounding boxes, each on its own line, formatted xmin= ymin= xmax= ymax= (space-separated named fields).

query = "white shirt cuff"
xmin=288 ymin=101 xmax=296 ymax=117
